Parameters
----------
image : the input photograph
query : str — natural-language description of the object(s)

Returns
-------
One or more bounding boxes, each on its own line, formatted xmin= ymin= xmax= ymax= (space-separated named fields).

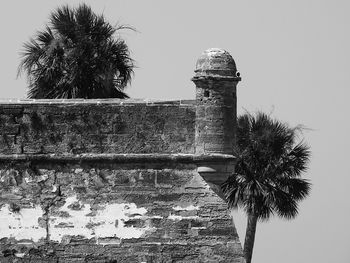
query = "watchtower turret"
xmin=192 ymin=48 xmax=241 ymax=195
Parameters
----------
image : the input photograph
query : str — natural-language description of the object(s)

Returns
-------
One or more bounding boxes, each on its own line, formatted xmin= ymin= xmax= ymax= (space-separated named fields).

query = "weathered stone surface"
xmin=193 ymin=48 xmax=241 ymax=79
xmin=192 ymin=48 xmax=240 ymax=200
xmin=0 ymin=161 xmax=244 ymax=262
xmin=0 ymin=100 xmax=195 ymax=155
xmin=0 ymin=101 xmax=244 ymax=262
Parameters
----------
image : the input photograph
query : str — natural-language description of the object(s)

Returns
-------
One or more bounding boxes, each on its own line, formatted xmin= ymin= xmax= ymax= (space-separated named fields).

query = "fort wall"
xmin=0 ymin=48 xmax=245 ymax=262
xmin=0 ymin=99 xmax=195 ymax=155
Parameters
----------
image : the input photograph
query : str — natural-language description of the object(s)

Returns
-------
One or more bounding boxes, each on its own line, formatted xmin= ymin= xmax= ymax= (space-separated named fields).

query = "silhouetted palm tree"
xmin=222 ymin=112 xmax=311 ymax=263
xmin=18 ymin=4 xmax=134 ymax=99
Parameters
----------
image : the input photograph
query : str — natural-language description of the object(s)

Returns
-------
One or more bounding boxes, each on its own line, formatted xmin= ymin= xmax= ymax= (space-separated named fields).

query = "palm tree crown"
xmin=222 ymin=112 xmax=311 ymax=263
xmin=18 ymin=4 xmax=134 ymax=99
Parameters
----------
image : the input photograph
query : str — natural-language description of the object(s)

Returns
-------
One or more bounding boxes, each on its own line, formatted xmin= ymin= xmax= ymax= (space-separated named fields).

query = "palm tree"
xmin=18 ymin=4 xmax=134 ymax=99
xmin=222 ymin=112 xmax=311 ymax=263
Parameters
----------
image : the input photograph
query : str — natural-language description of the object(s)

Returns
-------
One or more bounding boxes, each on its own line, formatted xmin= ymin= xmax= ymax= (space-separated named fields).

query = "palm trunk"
xmin=243 ymin=213 xmax=258 ymax=263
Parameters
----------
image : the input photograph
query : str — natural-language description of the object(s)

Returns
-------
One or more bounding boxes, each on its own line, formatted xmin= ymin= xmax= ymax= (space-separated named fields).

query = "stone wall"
xmin=0 ymin=99 xmax=195 ymax=155
xmin=0 ymin=100 xmax=244 ymax=263
xmin=0 ymin=156 xmax=243 ymax=262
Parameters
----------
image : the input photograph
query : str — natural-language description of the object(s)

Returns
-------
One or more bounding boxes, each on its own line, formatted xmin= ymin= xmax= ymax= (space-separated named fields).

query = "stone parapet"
xmin=0 ymin=100 xmax=196 ymax=155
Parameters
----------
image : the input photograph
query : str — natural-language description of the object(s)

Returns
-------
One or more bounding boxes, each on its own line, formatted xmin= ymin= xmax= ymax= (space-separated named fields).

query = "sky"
xmin=1 ymin=0 xmax=349 ymax=262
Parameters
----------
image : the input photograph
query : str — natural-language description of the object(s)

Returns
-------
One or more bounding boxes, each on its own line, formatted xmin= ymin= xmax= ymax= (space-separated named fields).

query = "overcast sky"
xmin=1 ymin=1 xmax=349 ymax=262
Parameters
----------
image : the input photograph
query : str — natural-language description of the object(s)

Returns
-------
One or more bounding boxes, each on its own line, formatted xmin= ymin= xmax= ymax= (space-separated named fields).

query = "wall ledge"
xmin=0 ymin=99 xmax=195 ymax=106
xmin=0 ymin=153 xmax=235 ymax=164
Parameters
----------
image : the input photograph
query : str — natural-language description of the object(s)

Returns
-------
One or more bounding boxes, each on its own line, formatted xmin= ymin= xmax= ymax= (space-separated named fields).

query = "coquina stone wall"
xmin=0 ymin=99 xmax=195 ymax=155
xmin=0 ymin=48 xmax=245 ymax=262
xmin=0 ymin=156 xmax=242 ymax=262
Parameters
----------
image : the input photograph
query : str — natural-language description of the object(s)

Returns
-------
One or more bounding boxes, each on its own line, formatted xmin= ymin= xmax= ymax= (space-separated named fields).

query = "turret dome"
xmin=193 ymin=48 xmax=240 ymax=79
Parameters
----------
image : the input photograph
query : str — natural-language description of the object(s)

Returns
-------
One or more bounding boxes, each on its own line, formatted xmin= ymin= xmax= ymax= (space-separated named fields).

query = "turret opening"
xmin=204 ymin=90 xmax=210 ymax=98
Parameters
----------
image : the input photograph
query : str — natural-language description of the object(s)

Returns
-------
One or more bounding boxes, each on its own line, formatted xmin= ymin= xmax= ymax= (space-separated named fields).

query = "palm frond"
xmin=17 ymin=38 xmax=47 ymax=81
xmin=276 ymin=142 xmax=311 ymax=178
xmin=36 ymin=27 xmax=54 ymax=45
xmin=50 ymin=5 xmax=76 ymax=40
xmin=75 ymin=4 xmax=94 ymax=31
xmin=273 ymin=191 xmax=299 ymax=219
xmin=276 ymin=177 xmax=311 ymax=201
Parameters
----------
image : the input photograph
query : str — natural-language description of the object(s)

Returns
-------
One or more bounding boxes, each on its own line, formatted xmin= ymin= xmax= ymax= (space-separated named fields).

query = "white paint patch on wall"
xmin=132 ymin=215 xmax=163 ymax=220
xmin=172 ymin=205 xmax=199 ymax=211
xmin=49 ymin=195 xmax=153 ymax=242
xmin=0 ymin=204 xmax=46 ymax=242
xmin=167 ymin=214 xmax=199 ymax=221
xmin=0 ymin=196 xmax=155 ymax=243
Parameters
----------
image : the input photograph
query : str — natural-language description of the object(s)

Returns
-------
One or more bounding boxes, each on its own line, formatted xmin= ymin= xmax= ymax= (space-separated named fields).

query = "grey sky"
xmin=1 ymin=1 xmax=349 ymax=262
